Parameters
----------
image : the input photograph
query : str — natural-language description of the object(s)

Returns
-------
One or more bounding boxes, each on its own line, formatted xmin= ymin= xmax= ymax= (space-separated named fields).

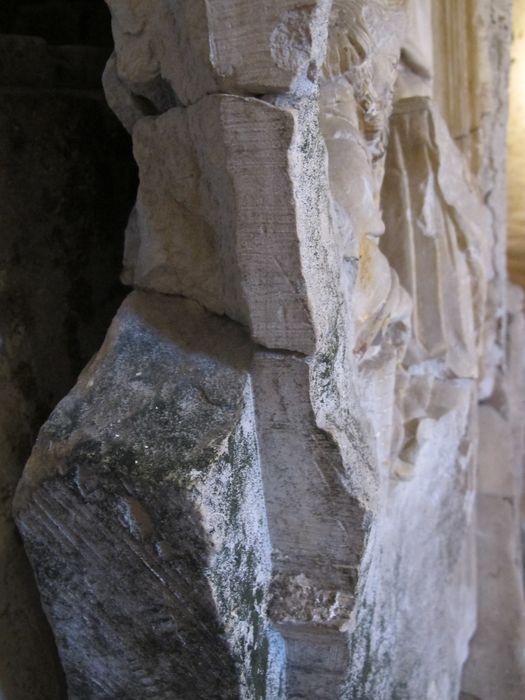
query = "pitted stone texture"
xmin=105 ymin=0 xmax=331 ymax=111
xmin=205 ymin=0 xmax=331 ymax=96
xmin=14 ymin=291 xmax=283 ymax=700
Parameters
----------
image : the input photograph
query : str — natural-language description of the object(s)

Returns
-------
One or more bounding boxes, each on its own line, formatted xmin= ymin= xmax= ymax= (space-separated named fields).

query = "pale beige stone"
xmin=508 ymin=0 xmax=525 ymax=287
xmin=126 ymin=94 xmax=334 ymax=353
xmin=381 ymin=96 xmax=492 ymax=380
xmin=106 ymin=0 xmax=332 ymax=107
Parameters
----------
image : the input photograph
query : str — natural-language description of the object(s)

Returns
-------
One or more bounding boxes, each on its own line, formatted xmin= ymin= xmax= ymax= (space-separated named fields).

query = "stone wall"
xmin=5 ymin=1 xmax=525 ymax=699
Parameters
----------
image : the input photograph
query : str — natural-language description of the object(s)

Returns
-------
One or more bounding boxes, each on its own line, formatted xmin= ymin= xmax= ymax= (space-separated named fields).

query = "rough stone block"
xmin=106 ymin=0 xmax=331 ymax=107
xmin=15 ymin=292 xmax=284 ymax=699
xmin=127 ymin=94 xmax=332 ymax=354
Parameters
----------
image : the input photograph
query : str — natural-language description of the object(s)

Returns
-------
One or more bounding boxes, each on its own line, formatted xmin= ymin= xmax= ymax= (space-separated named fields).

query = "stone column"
xmin=12 ymin=1 xmax=525 ymax=698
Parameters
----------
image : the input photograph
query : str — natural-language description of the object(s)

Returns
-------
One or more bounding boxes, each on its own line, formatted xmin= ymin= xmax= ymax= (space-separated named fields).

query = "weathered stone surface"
xmin=12 ymin=0 xmax=525 ymax=697
xmin=252 ymin=351 xmax=365 ymax=698
xmin=345 ymin=377 xmax=478 ymax=699
xmin=105 ymin=0 xmax=331 ymax=109
xmin=124 ymin=93 xmax=337 ymax=355
xmin=14 ymin=291 xmax=284 ymax=699
xmin=381 ymin=96 xmax=492 ymax=381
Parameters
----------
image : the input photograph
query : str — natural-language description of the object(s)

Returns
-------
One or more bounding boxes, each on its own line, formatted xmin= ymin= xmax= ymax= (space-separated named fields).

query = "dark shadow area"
xmin=0 ymin=1 xmax=137 ymax=697
xmin=0 ymin=0 xmax=113 ymax=47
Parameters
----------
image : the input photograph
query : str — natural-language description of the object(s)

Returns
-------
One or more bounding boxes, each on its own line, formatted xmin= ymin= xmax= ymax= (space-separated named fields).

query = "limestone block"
xmin=322 ymin=0 xmax=407 ymax=163
xmin=252 ymin=351 xmax=366 ymax=697
xmin=105 ymin=0 xmax=331 ymax=108
xmin=477 ymin=405 xmax=516 ymax=496
xmin=432 ymin=0 xmax=512 ymax=191
xmin=507 ymin=286 xmax=525 ymax=565
xmin=432 ymin=0 xmax=485 ymax=168
xmin=431 ymin=0 xmax=512 ymax=311
xmin=205 ymin=0 xmax=331 ymax=96
xmin=11 ymin=0 xmax=525 ymax=697
xmin=320 ymin=1 xmax=408 ymax=352
xmin=395 ymin=0 xmax=433 ymax=100
xmin=346 ymin=378 xmax=478 ymax=699
xmin=127 ymin=94 xmax=335 ymax=354
xmin=14 ymin=291 xmax=283 ymax=699
xmin=102 ymin=53 xmax=148 ymax=133
xmin=381 ymin=96 xmax=492 ymax=380
xmin=318 ymin=0 xmax=415 ymax=509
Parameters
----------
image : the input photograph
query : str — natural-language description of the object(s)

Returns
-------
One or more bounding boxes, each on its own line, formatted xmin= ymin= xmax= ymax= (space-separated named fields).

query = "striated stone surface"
xmin=252 ymin=351 xmax=365 ymax=698
xmin=381 ymin=97 xmax=491 ymax=380
xmin=15 ymin=291 xmax=284 ymax=699
xmin=11 ymin=0 xmax=525 ymax=698
xmin=125 ymin=94 xmax=327 ymax=353
xmin=105 ymin=0 xmax=331 ymax=108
